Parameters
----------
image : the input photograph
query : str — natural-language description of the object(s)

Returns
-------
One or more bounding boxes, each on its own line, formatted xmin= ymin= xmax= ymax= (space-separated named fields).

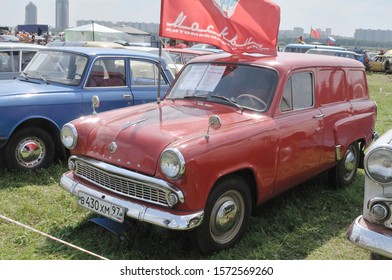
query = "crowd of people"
xmin=0 ymin=29 xmax=64 ymax=45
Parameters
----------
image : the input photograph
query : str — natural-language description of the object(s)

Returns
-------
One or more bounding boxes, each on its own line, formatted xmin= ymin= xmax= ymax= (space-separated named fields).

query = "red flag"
xmin=310 ymin=28 xmax=321 ymax=39
xmin=159 ymin=0 xmax=280 ymax=55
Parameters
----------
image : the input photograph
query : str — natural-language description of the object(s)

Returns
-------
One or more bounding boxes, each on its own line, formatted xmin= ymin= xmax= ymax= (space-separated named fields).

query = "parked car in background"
xmin=347 ymin=129 xmax=392 ymax=259
xmin=0 ymin=43 xmax=45 ymax=79
xmin=0 ymin=35 xmax=19 ymax=42
xmin=59 ymin=52 xmax=377 ymax=254
xmin=369 ymin=55 xmax=391 ymax=73
xmin=283 ymin=43 xmax=345 ymax=53
xmin=165 ymin=48 xmax=211 ymax=70
xmin=0 ymin=46 xmax=174 ymax=170
xmin=305 ymin=48 xmax=362 ymax=61
xmin=46 ymin=40 xmax=125 ymax=49
xmin=348 ymin=48 xmax=372 ymax=71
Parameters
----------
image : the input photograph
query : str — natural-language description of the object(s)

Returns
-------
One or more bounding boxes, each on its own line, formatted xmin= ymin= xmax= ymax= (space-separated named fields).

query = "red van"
xmin=59 ymin=52 xmax=377 ymax=254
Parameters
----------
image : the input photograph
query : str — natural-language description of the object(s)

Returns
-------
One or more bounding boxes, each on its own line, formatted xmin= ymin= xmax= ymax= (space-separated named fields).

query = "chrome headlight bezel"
xmin=159 ymin=148 xmax=185 ymax=180
xmin=61 ymin=123 xmax=78 ymax=149
xmin=365 ymin=145 xmax=392 ymax=185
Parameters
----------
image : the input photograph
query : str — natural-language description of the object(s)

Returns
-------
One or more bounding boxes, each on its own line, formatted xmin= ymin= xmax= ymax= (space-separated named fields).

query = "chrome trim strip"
xmin=69 ymin=155 xmax=185 ymax=204
xmin=60 ymin=173 xmax=204 ymax=230
xmin=347 ymin=216 xmax=392 ymax=258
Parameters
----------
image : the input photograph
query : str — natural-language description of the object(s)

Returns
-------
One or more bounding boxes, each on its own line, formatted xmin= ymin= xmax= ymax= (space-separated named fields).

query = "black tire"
xmin=4 ymin=127 xmax=55 ymax=171
xmin=329 ymin=141 xmax=359 ymax=189
xmin=192 ymin=175 xmax=252 ymax=255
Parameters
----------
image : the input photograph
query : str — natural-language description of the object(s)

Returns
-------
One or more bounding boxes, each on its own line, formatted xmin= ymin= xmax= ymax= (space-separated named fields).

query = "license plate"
xmin=78 ymin=191 xmax=125 ymax=223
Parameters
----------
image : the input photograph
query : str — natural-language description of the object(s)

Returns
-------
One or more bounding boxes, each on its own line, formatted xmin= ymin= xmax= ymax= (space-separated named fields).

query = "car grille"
xmin=74 ymin=160 xmax=169 ymax=207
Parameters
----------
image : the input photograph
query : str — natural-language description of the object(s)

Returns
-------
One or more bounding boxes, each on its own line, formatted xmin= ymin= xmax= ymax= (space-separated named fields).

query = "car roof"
xmin=0 ymin=42 xmax=46 ymax=50
xmin=42 ymin=46 xmax=163 ymax=60
xmin=165 ymin=48 xmax=212 ymax=55
xmin=189 ymin=52 xmax=365 ymax=70
xmin=306 ymin=48 xmax=357 ymax=54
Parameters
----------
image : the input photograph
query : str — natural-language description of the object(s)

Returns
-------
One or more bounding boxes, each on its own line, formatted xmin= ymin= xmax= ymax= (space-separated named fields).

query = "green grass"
xmin=0 ymin=73 xmax=391 ymax=260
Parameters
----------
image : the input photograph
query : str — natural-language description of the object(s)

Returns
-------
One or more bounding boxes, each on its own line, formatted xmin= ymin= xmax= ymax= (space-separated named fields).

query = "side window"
xmin=280 ymin=72 xmax=313 ymax=112
xmin=86 ymin=58 xmax=126 ymax=88
xmin=130 ymin=60 xmax=168 ymax=86
xmin=21 ymin=51 xmax=37 ymax=70
xmin=0 ymin=51 xmax=18 ymax=72
xmin=183 ymin=54 xmax=198 ymax=64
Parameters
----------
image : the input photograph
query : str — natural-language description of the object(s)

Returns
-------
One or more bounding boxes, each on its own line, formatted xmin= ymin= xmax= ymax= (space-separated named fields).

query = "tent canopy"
xmin=64 ymin=22 xmax=134 ymax=43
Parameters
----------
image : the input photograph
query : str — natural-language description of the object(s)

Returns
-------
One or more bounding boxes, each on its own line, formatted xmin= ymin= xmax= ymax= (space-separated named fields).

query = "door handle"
xmin=313 ymin=113 xmax=324 ymax=119
xmin=123 ymin=94 xmax=133 ymax=99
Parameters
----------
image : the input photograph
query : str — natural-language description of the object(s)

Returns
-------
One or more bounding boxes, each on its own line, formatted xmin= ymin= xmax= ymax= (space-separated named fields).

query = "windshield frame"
xmin=22 ymin=50 xmax=89 ymax=86
xmin=166 ymin=62 xmax=278 ymax=112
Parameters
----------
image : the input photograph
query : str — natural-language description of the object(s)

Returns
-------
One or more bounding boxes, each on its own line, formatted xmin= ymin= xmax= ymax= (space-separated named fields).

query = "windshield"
xmin=22 ymin=50 xmax=88 ymax=85
xmin=166 ymin=63 xmax=278 ymax=112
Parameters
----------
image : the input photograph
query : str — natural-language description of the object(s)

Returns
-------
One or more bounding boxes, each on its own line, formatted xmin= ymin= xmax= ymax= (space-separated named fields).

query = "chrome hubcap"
xmin=343 ymin=147 xmax=357 ymax=181
xmin=16 ymin=137 xmax=45 ymax=168
xmin=210 ymin=190 xmax=244 ymax=244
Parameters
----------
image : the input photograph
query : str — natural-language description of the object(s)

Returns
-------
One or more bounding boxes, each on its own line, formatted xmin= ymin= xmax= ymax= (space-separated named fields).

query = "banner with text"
xmin=159 ymin=0 xmax=280 ymax=55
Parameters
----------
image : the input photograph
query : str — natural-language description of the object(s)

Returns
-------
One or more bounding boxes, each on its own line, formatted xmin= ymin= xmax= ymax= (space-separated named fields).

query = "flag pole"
xmin=157 ymin=38 xmax=162 ymax=104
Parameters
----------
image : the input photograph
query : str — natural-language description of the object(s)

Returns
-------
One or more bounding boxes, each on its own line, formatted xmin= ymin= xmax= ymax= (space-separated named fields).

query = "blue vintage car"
xmin=0 ymin=46 xmax=174 ymax=170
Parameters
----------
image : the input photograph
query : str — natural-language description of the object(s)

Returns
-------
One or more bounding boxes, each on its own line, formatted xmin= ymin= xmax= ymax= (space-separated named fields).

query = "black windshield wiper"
xmin=211 ymin=94 xmax=244 ymax=113
xmin=183 ymin=94 xmax=208 ymax=100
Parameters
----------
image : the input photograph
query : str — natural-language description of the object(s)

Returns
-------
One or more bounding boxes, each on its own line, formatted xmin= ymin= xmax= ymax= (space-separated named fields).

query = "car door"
xmin=274 ymin=71 xmax=324 ymax=192
xmin=129 ymin=59 xmax=171 ymax=105
xmin=82 ymin=57 xmax=132 ymax=114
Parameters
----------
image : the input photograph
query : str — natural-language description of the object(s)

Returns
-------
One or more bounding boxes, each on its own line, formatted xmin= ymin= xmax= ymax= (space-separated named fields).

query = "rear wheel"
xmin=4 ymin=127 xmax=54 ymax=171
xmin=192 ymin=175 xmax=252 ymax=254
xmin=329 ymin=141 xmax=359 ymax=189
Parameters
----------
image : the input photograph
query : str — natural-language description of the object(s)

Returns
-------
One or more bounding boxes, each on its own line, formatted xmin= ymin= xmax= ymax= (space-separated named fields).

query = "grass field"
xmin=0 ymin=73 xmax=391 ymax=260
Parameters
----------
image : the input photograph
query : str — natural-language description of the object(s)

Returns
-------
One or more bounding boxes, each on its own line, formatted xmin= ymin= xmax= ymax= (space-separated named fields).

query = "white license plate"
xmin=78 ymin=191 xmax=125 ymax=223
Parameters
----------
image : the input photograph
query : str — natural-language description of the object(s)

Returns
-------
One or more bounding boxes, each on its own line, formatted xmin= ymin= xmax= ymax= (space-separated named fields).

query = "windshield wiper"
xmin=37 ymin=72 xmax=49 ymax=84
xmin=183 ymin=94 xmax=208 ymax=100
xmin=18 ymin=71 xmax=29 ymax=81
xmin=211 ymin=94 xmax=244 ymax=113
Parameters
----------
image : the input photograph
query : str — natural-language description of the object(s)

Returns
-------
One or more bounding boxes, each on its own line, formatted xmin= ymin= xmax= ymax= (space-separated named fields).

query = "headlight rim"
xmin=365 ymin=145 xmax=392 ymax=185
xmin=159 ymin=147 xmax=186 ymax=180
xmin=61 ymin=123 xmax=78 ymax=149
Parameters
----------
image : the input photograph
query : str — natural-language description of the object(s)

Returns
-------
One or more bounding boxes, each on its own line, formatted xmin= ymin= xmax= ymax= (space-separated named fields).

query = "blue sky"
xmin=1 ymin=0 xmax=389 ymax=37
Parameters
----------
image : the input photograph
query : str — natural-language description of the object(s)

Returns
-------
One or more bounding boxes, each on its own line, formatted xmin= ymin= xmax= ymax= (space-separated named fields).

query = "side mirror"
xmin=205 ymin=115 xmax=222 ymax=140
xmin=92 ymin=95 xmax=100 ymax=115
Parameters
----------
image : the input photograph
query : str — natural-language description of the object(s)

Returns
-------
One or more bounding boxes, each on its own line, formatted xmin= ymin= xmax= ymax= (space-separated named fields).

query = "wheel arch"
xmin=211 ymin=168 xmax=258 ymax=210
xmin=8 ymin=117 xmax=67 ymax=160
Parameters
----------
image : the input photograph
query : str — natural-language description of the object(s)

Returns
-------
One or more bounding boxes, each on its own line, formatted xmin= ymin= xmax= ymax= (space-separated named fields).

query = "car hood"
xmin=0 ymin=79 xmax=73 ymax=97
xmin=75 ymin=100 xmax=261 ymax=175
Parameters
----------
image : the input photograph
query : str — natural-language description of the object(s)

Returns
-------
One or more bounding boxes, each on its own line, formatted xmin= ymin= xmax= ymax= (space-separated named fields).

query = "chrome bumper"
xmin=60 ymin=172 xmax=204 ymax=230
xmin=347 ymin=216 xmax=392 ymax=258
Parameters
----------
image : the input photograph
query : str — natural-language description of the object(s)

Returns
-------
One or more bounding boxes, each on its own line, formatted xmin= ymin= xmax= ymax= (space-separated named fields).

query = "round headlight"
xmin=365 ymin=147 xmax=392 ymax=184
xmin=159 ymin=148 xmax=185 ymax=180
xmin=61 ymin=123 xmax=78 ymax=149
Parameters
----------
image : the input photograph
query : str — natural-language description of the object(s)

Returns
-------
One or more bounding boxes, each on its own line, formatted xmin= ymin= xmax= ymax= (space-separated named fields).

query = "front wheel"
xmin=329 ymin=141 xmax=359 ymax=189
xmin=191 ymin=175 xmax=252 ymax=255
xmin=4 ymin=127 xmax=55 ymax=171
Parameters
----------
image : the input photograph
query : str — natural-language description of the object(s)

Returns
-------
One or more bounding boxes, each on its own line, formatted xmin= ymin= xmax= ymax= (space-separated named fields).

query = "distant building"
xmin=25 ymin=2 xmax=37 ymax=25
xmin=56 ymin=0 xmax=69 ymax=30
xmin=355 ymin=29 xmax=392 ymax=42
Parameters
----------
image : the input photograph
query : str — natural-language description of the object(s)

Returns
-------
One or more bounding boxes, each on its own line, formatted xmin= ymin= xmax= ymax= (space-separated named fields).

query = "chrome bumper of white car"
xmin=60 ymin=173 xmax=204 ymax=230
xmin=347 ymin=215 xmax=392 ymax=258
